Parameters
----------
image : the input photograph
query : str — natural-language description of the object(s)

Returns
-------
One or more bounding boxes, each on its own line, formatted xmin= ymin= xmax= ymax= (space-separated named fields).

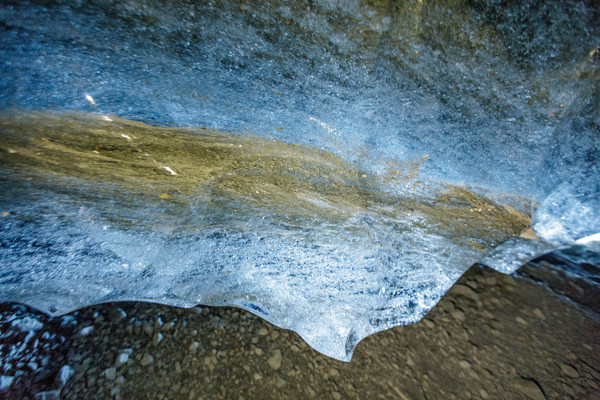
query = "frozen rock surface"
xmin=0 ymin=0 xmax=598 ymax=360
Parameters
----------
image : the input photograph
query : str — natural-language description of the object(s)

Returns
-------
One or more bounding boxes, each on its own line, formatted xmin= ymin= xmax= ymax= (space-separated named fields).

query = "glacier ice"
xmin=0 ymin=0 xmax=599 ymax=360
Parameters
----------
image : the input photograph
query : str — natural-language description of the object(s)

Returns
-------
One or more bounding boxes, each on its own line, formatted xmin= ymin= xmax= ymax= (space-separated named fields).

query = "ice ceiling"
xmin=0 ymin=0 xmax=599 ymax=361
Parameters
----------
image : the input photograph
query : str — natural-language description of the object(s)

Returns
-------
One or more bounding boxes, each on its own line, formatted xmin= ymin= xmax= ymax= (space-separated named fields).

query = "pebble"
xmin=103 ymin=367 xmax=116 ymax=381
xmin=153 ymin=332 xmax=164 ymax=345
xmin=258 ymin=327 xmax=269 ymax=336
xmin=458 ymin=360 xmax=471 ymax=369
xmin=80 ymin=326 xmax=94 ymax=336
xmin=142 ymin=322 xmax=153 ymax=336
xmin=500 ymin=274 xmax=517 ymax=286
xmin=33 ymin=390 xmax=60 ymax=400
xmin=515 ymin=378 xmax=546 ymax=400
xmin=109 ymin=307 xmax=127 ymax=322
xmin=451 ymin=284 xmax=480 ymax=302
xmin=532 ymin=308 xmax=545 ymax=320
xmin=423 ymin=319 xmax=435 ymax=329
xmin=140 ymin=353 xmax=154 ymax=367
xmin=451 ymin=309 xmax=466 ymax=322
xmin=561 ymin=383 xmax=576 ymax=397
xmin=116 ymin=351 xmax=130 ymax=366
xmin=276 ymin=377 xmax=286 ymax=388
xmin=162 ymin=321 xmax=175 ymax=332
xmin=58 ymin=365 xmax=74 ymax=387
xmin=559 ymin=363 xmax=579 ymax=378
xmin=466 ymin=280 xmax=478 ymax=290
xmin=267 ymin=350 xmax=282 ymax=370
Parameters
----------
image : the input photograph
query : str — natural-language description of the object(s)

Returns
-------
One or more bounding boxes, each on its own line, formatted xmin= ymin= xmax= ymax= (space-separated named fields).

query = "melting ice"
xmin=0 ymin=0 xmax=599 ymax=360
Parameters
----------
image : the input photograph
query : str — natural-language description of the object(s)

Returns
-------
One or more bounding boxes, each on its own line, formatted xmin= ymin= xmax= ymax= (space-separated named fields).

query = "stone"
xmin=268 ymin=350 xmax=282 ymax=370
xmin=466 ymin=280 xmax=478 ymax=290
xmin=103 ymin=367 xmax=117 ymax=381
xmin=423 ymin=319 xmax=435 ymax=329
xmin=116 ymin=351 xmax=131 ymax=366
xmin=458 ymin=360 xmax=471 ymax=369
xmin=79 ymin=326 xmax=94 ymax=336
xmin=162 ymin=321 xmax=175 ymax=332
xmin=109 ymin=307 xmax=127 ymax=322
xmin=142 ymin=322 xmax=153 ymax=336
xmin=328 ymin=368 xmax=339 ymax=378
xmin=188 ymin=341 xmax=200 ymax=352
xmin=515 ymin=378 xmax=547 ymax=400
xmin=500 ymin=274 xmax=517 ymax=286
xmin=34 ymin=390 xmax=60 ymax=400
xmin=153 ymin=332 xmax=164 ymax=345
xmin=57 ymin=365 xmax=74 ymax=387
xmin=450 ymin=284 xmax=480 ymax=302
xmin=258 ymin=327 xmax=269 ymax=336
xmin=391 ymin=385 xmax=411 ymax=400
xmin=140 ymin=353 xmax=154 ymax=367
xmin=532 ymin=308 xmax=546 ymax=320
xmin=559 ymin=363 xmax=579 ymax=378
xmin=451 ymin=309 xmax=466 ymax=322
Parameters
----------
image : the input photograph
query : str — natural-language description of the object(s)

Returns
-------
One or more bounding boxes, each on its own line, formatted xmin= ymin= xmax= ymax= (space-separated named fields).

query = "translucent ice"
xmin=0 ymin=112 xmax=531 ymax=359
xmin=0 ymin=0 xmax=599 ymax=360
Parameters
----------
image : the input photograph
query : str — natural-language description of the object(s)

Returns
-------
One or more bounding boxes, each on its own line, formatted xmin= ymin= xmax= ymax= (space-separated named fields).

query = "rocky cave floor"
xmin=1 ymin=259 xmax=599 ymax=400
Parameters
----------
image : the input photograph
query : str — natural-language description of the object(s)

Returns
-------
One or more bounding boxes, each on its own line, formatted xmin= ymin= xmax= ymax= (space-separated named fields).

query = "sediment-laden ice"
xmin=1 ymin=112 xmax=531 ymax=360
xmin=0 ymin=0 xmax=598 ymax=360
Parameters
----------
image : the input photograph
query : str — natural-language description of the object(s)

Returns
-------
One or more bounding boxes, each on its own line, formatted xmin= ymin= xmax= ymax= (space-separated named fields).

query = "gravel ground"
xmin=1 ymin=263 xmax=599 ymax=400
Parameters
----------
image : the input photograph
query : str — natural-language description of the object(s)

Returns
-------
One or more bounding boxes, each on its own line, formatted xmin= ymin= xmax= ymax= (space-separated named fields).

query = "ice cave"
xmin=0 ymin=0 xmax=598 ymax=361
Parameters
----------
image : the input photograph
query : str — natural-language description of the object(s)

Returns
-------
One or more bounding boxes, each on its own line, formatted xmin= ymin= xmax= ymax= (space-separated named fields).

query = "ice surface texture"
xmin=0 ymin=0 xmax=599 ymax=360
xmin=0 ymin=113 xmax=530 ymax=360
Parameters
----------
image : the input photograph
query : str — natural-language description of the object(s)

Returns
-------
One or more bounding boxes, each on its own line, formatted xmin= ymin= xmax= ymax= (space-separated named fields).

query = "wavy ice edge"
xmin=1 ymin=0 xmax=599 ymax=361
xmin=0 ymin=112 xmax=537 ymax=361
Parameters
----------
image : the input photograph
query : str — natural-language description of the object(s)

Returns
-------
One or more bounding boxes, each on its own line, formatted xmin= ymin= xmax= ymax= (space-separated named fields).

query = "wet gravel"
xmin=1 ymin=265 xmax=599 ymax=399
